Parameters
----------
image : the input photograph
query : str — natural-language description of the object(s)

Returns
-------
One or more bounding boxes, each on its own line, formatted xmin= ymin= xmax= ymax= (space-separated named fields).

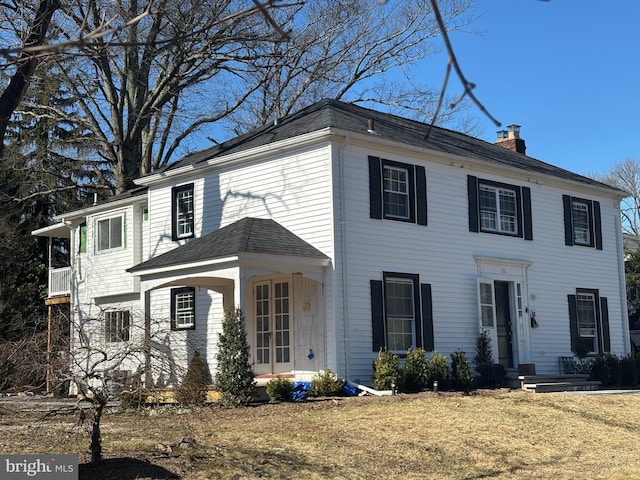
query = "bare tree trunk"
xmin=90 ymin=395 xmax=106 ymax=465
xmin=0 ymin=0 xmax=60 ymax=157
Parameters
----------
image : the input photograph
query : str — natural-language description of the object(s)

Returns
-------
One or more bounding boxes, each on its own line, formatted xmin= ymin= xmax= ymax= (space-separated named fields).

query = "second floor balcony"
xmin=49 ymin=267 xmax=71 ymax=298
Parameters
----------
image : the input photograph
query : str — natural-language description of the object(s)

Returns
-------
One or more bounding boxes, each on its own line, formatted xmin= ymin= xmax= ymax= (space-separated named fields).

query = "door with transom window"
xmin=253 ymin=279 xmax=293 ymax=375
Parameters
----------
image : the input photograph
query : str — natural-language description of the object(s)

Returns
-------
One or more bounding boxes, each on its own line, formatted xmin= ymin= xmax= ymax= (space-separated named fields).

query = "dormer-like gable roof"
xmin=128 ymin=217 xmax=328 ymax=274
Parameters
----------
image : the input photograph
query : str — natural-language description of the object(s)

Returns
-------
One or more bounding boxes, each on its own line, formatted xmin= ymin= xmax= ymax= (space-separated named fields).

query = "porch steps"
xmin=519 ymin=374 xmax=601 ymax=393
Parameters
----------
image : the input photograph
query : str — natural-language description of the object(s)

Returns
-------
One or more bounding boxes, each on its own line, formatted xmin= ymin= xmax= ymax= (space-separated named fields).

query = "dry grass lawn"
xmin=2 ymin=390 xmax=640 ymax=479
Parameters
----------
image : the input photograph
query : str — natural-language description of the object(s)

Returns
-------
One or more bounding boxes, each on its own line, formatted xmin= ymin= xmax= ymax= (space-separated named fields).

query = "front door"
xmin=494 ymin=281 xmax=514 ymax=368
xmin=254 ymin=279 xmax=293 ymax=375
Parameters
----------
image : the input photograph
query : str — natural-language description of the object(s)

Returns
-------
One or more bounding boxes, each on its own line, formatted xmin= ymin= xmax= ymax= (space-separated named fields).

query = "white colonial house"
xmin=34 ymin=99 xmax=630 ymax=389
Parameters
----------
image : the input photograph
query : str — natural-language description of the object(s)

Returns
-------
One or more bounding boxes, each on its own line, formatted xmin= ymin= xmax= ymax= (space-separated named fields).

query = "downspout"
xmin=338 ymin=135 xmax=351 ymax=380
xmin=615 ymin=203 xmax=631 ymax=355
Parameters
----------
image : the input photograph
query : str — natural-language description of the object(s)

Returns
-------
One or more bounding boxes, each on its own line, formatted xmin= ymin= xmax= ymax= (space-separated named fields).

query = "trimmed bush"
xmin=474 ymin=330 xmax=493 ymax=388
xmin=215 ymin=307 xmax=256 ymax=407
xmin=372 ymin=349 xmax=400 ymax=391
xmin=400 ymin=347 xmax=429 ymax=393
xmin=450 ymin=350 xmax=473 ymax=392
xmin=175 ymin=351 xmax=209 ymax=406
xmin=266 ymin=376 xmax=294 ymax=402
xmin=427 ymin=351 xmax=451 ymax=391
xmin=310 ymin=369 xmax=343 ymax=397
xmin=590 ymin=353 xmax=622 ymax=387
xmin=621 ymin=354 xmax=638 ymax=386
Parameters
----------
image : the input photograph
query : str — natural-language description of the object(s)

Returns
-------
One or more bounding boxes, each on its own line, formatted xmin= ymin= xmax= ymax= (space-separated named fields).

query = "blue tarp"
xmin=288 ymin=380 xmax=358 ymax=402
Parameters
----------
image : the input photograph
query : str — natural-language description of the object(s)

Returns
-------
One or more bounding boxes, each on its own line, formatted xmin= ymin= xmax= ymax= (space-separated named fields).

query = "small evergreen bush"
xmin=175 ymin=351 xmax=209 ymax=406
xmin=266 ymin=376 xmax=294 ymax=402
xmin=621 ymin=354 xmax=638 ymax=385
xmin=372 ymin=349 xmax=400 ymax=391
xmin=474 ymin=330 xmax=493 ymax=388
xmin=400 ymin=347 xmax=429 ymax=393
xmin=215 ymin=307 xmax=256 ymax=407
xmin=427 ymin=351 xmax=451 ymax=391
xmin=590 ymin=353 xmax=622 ymax=387
xmin=310 ymin=369 xmax=343 ymax=397
xmin=450 ymin=350 xmax=473 ymax=392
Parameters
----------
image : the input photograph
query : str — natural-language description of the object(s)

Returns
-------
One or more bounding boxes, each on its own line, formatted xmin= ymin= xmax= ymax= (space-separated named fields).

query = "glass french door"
xmin=254 ymin=279 xmax=292 ymax=374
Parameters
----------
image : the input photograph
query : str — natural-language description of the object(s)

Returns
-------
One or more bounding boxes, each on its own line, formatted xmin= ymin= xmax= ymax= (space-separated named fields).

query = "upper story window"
xmin=79 ymin=222 xmax=87 ymax=253
xmin=563 ymin=195 xmax=602 ymax=249
xmin=479 ymin=184 xmax=517 ymax=234
xmin=468 ymin=176 xmax=532 ymax=240
xmin=171 ymin=287 xmax=196 ymax=330
xmin=105 ymin=310 xmax=130 ymax=343
xmin=97 ymin=215 xmax=123 ymax=251
xmin=369 ymin=156 xmax=427 ymax=226
xmin=172 ymin=183 xmax=194 ymax=241
xmin=383 ymin=166 xmax=410 ymax=219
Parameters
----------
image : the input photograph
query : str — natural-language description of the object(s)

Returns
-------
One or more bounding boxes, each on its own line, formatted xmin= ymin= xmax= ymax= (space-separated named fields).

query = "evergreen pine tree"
xmin=215 ymin=307 xmax=256 ymax=407
xmin=175 ymin=350 xmax=210 ymax=406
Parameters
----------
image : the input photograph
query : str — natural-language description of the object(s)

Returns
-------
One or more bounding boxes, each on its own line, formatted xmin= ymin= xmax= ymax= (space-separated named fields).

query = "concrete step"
xmin=522 ymin=381 xmax=601 ymax=393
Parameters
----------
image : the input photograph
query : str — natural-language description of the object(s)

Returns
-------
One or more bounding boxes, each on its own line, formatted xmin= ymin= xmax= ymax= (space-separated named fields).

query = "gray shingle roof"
xmin=159 ymin=99 xmax=623 ymax=194
xmin=128 ymin=217 xmax=328 ymax=273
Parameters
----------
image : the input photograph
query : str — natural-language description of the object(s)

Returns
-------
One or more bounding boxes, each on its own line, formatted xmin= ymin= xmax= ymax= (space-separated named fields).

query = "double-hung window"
xmin=369 ymin=156 xmax=427 ymax=225
xmin=568 ymin=288 xmax=610 ymax=355
xmin=370 ymin=272 xmax=434 ymax=353
xmin=468 ymin=176 xmax=533 ymax=240
xmin=172 ymin=184 xmax=194 ymax=241
xmin=105 ymin=310 xmax=130 ymax=342
xmin=97 ymin=215 xmax=123 ymax=251
xmin=383 ymin=166 xmax=410 ymax=220
xmin=171 ymin=287 xmax=195 ymax=330
xmin=563 ymin=195 xmax=602 ymax=249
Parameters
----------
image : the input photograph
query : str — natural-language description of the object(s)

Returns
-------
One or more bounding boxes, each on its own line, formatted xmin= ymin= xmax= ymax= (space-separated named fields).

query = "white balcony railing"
xmin=49 ymin=267 xmax=71 ymax=297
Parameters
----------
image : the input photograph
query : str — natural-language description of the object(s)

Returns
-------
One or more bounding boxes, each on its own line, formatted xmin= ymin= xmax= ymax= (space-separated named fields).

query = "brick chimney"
xmin=495 ymin=124 xmax=526 ymax=155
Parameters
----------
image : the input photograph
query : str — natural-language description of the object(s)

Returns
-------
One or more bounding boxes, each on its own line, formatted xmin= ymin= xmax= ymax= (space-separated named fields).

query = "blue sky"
xmin=429 ymin=0 xmax=640 ymax=176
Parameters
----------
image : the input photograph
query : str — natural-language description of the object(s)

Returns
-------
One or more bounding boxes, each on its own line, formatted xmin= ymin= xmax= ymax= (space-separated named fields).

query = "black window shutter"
xmin=420 ymin=284 xmax=434 ymax=351
xmin=562 ymin=195 xmax=574 ymax=246
xmin=568 ymin=294 xmax=578 ymax=354
xmin=170 ymin=290 xmax=176 ymax=330
xmin=368 ymin=156 xmax=383 ymax=219
xmin=416 ymin=165 xmax=428 ymax=226
xmin=600 ymin=296 xmax=610 ymax=352
xmin=371 ymin=280 xmax=385 ymax=351
xmin=593 ymin=201 xmax=603 ymax=250
xmin=522 ymin=187 xmax=533 ymax=241
xmin=467 ymin=175 xmax=479 ymax=233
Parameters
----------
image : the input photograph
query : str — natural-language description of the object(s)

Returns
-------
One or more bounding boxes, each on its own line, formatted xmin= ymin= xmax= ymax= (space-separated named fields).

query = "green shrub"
xmin=266 ymin=376 xmax=294 ymax=402
xmin=590 ymin=353 xmax=622 ymax=387
xmin=175 ymin=351 xmax=209 ymax=406
xmin=310 ymin=369 xmax=343 ymax=397
xmin=400 ymin=347 xmax=429 ymax=393
xmin=474 ymin=330 xmax=493 ymax=388
xmin=621 ymin=354 xmax=638 ymax=385
xmin=450 ymin=350 xmax=473 ymax=392
xmin=427 ymin=351 xmax=451 ymax=391
xmin=372 ymin=349 xmax=400 ymax=391
xmin=215 ymin=307 xmax=256 ymax=407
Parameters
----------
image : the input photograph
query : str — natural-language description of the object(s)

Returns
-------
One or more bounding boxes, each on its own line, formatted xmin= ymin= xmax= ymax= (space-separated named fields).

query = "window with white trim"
xmin=385 ymin=276 xmax=415 ymax=351
xmin=468 ymin=176 xmax=532 ymax=240
xmin=97 ymin=215 xmax=123 ymax=251
xmin=479 ymin=184 xmax=517 ymax=234
xmin=172 ymin=184 xmax=194 ymax=240
xmin=572 ymin=202 xmax=590 ymax=245
xmin=171 ymin=287 xmax=195 ymax=330
xmin=105 ymin=310 xmax=130 ymax=342
xmin=563 ymin=195 xmax=602 ymax=249
xmin=383 ymin=165 xmax=410 ymax=219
